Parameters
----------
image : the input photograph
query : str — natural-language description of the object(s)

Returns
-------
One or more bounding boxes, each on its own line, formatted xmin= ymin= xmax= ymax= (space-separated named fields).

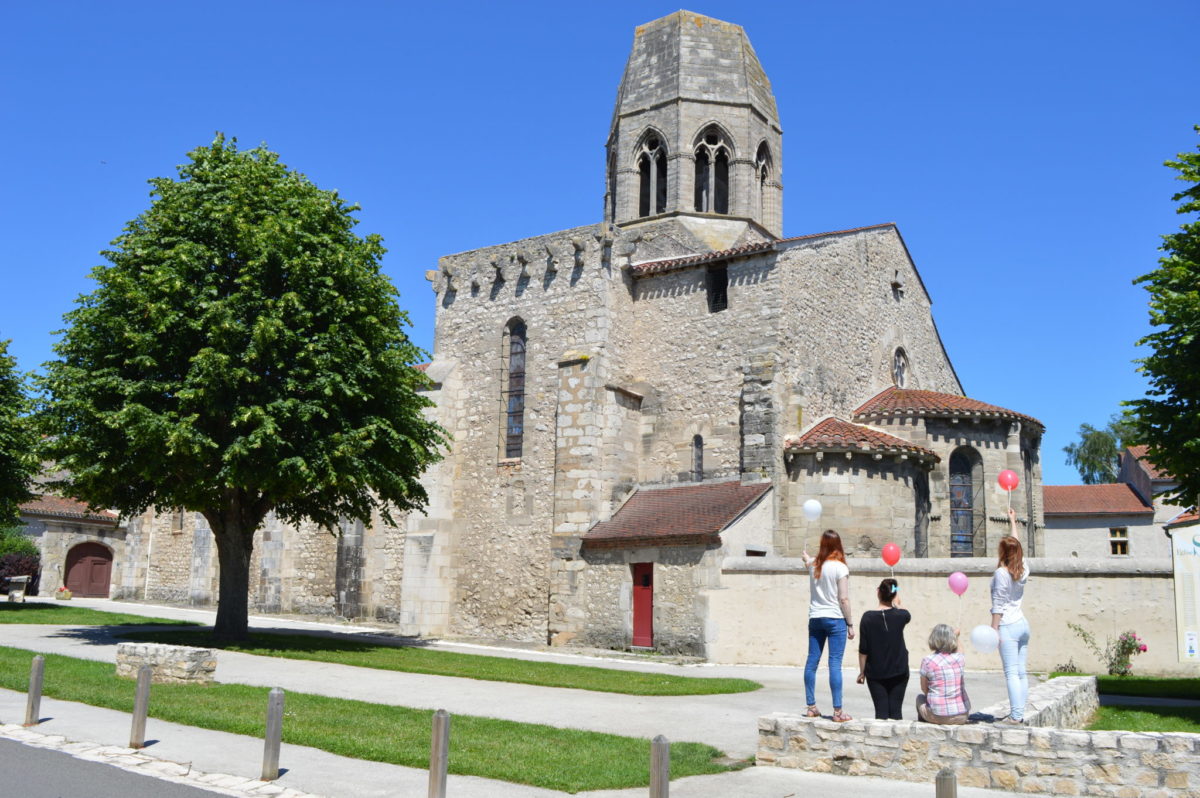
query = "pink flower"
xmin=1139 ymin=644 xmax=1148 ymax=652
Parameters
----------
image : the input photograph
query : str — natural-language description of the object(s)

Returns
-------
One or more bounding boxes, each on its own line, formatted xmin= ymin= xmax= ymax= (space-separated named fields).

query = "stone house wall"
xmin=1043 ymin=514 xmax=1167 ymax=560
xmin=20 ymin=517 xmax=126 ymax=596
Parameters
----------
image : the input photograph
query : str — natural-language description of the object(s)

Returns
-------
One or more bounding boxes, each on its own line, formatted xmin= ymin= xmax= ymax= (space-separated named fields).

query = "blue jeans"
xmin=804 ymin=617 xmax=848 ymax=708
xmin=999 ymin=617 xmax=1031 ymax=720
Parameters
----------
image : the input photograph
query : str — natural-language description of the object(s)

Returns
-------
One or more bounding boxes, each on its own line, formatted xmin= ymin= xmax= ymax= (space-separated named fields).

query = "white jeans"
xmin=999 ymin=617 xmax=1031 ymax=721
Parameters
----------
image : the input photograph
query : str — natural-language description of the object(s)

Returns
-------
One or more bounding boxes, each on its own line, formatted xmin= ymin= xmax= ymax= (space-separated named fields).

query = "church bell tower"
xmin=605 ymin=11 xmax=783 ymax=237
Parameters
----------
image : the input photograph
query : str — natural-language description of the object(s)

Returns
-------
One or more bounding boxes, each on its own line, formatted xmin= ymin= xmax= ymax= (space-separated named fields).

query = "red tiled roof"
xmin=627 ymin=223 xmax=896 ymax=277
xmin=1043 ymin=484 xmax=1152 ymax=516
xmin=784 ymin=417 xmax=939 ymax=462
xmin=1124 ymin=445 xmax=1170 ymax=481
xmin=582 ymin=480 xmax=771 ymax=548
xmin=19 ymin=495 xmax=120 ymax=524
xmin=1166 ymin=511 xmax=1199 ymax=529
xmin=854 ymin=387 xmax=1043 ymax=429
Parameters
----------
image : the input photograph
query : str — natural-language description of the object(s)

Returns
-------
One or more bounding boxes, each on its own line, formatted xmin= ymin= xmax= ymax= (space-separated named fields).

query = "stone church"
xmin=25 ymin=11 xmax=1045 ymax=658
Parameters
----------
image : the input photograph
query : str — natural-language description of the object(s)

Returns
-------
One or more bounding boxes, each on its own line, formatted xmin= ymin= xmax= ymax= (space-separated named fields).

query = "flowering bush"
xmin=1068 ymin=623 xmax=1147 ymax=676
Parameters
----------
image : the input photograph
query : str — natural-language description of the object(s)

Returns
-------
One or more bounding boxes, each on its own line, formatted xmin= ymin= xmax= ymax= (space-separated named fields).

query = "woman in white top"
xmin=802 ymin=530 xmax=855 ymax=722
xmin=991 ymin=507 xmax=1030 ymax=724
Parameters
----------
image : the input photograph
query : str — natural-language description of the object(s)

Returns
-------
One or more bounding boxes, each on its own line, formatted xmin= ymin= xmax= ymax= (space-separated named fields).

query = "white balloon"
xmin=802 ymin=499 xmax=823 ymax=521
xmin=970 ymin=625 xmax=1000 ymax=654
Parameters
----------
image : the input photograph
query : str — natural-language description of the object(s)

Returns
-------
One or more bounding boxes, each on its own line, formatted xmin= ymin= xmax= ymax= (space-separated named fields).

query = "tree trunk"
xmin=208 ymin=501 xmax=261 ymax=642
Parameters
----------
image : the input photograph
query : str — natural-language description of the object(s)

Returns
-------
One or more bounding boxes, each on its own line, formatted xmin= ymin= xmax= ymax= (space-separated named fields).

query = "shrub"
xmin=0 ymin=553 xmax=40 ymax=595
xmin=0 ymin=526 xmax=38 ymax=558
xmin=1069 ymin=622 xmax=1148 ymax=676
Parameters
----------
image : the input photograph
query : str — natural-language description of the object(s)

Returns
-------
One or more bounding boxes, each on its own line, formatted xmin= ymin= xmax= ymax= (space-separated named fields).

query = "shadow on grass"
xmin=119 ymin=626 xmax=433 ymax=655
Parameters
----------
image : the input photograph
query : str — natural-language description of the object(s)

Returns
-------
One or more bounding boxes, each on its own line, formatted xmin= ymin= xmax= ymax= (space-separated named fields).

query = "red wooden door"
xmin=631 ymin=562 xmax=653 ymax=647
xmin=65 ymin=543 xmax=113 ymax=597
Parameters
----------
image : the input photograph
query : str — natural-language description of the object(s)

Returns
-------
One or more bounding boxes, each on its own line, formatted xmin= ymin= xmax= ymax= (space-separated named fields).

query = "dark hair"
xmin=877 ymin=578 xmax=898 ymax=606
xmin=814 ymin=530 xmax=846 ymax=578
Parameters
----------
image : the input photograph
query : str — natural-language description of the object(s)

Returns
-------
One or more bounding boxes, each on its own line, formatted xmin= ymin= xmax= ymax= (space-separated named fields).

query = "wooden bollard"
xmin=129 ymin=665 xmax=152 ymax=749
xmin=427 ymin=708 xmax=450 ymax=798
xmin=24 ymin=655 xmax=44 ymax=727
xmin=650 ymin=734 xmax=670 ymax=798
xmin=935 ymin=767 xmax=957 ymax=798
xmin=262 ymin=688 xmax=285 ymax=780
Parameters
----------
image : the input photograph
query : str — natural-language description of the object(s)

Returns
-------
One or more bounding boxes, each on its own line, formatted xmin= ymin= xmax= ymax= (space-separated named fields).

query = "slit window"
xmin=692 ymin=434 xmax=704 ymax=481
xmin=706 ymin=265 xmax=728 ymax=312
xmin=503 ymin=321 xmax=527 ymax=459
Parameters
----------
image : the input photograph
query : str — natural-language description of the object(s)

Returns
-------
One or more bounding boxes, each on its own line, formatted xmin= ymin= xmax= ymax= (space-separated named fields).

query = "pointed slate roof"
xmin=854 ymin=387 xmax=1043 ymax=429
xmin=582 ymin=480 xmax=770 ymax=548
xmin=784 ymin=417 xmax=939 ymax=462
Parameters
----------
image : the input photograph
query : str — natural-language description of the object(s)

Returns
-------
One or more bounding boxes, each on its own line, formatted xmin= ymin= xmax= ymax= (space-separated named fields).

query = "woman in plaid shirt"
xmin=915 ymin=624 xmax=970 ymax=724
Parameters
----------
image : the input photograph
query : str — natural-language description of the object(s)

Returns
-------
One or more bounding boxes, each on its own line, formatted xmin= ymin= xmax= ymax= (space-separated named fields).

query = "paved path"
xmin=0 ymin=597 xmax=1031 ymax=798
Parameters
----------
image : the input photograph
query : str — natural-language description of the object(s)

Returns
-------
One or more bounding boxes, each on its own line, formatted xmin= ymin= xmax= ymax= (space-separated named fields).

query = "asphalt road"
xmin=0 ymin=738 xmax=227 ymax=798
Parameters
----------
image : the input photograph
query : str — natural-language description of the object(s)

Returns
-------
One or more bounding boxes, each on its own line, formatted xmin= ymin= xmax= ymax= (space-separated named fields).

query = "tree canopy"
xmin=1063 ymin=413 xmax=1136 ymax=485
xmin=37 ymin=135 xmax=445 ymax=637
xmin=0 ymin=339 xmax=36 ymax=525
xmin=1128 ymin=125 xmax=1200 ymax=505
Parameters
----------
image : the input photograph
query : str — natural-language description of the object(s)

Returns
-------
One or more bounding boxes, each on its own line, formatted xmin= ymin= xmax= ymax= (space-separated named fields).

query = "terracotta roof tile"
xmin=19 ymin=495 xmax=120 ymax=524
xmin=582 ymin=480 xmax=771 ymax=548
xmin=414 ymin=363 xmax=429 ymax=373
xmin=1166 ymin=510 xmax=1199 ymax=529
xmin=854 ymin=387 xmax=1043 ymax=429
xmin=784 ymin=417 xmax=939 ymax=462
xmin=1043 ymin=484 xmax=1152 ymax=516
xmin=627 ymin=223 xmax=896 ymax=277
xmin=1124 ymin=445 xmax=1170 ymax=481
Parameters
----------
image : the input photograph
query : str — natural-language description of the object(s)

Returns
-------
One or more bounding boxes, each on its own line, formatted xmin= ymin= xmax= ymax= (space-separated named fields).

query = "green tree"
xmin=1063 ymin=413 xmax=1136 ymax=485
xmin=1129 ymin=125 xmax=1200 ymax=504
xmin=38 ymin=136 xmax=445 ymax=639
xmin=0 ymin=339 xmax=36 ymax=525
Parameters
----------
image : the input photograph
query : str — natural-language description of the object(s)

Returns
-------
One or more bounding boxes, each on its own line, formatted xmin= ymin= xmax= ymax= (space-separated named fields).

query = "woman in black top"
xmin=856 ymin=578 xmax=911 ymax=720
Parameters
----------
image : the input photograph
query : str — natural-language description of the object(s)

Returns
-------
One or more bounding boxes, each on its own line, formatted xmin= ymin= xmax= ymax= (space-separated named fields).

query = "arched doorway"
xmin=65 ymin=542 xmax=113 ymax=597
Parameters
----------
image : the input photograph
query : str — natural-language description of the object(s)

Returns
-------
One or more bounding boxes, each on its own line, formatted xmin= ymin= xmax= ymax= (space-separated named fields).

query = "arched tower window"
xmin=694 ymin=127 xmax=731 ymax=214
xmin=692 ymin=435 xmax=704 ymax=481
xmin=637 ymin=135 xmax=667 ymax=217
xmin=755 ymin=143 xmax=772 ymax=223
xmin=892 ymin=348 xmax=911 ymax=388
xmin=502 ymin=320 xmax=527 ymax=459
xmin=948 ymin=447 xmax=984 ymax=557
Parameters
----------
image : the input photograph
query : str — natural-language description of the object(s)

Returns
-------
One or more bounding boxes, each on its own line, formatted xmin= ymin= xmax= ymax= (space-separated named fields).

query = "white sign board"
xmin=1173 ymin=528 xmax=1200 ymax=661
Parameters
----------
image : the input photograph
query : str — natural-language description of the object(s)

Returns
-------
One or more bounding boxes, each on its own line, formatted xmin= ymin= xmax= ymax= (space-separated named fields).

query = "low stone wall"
xmin=982 ymin=675 xmax=1098 ymax=729
xmin=115 ymin=642 xmax=217 ymax=685
xmin=758 ymin=677 xmax=1200 ymax=795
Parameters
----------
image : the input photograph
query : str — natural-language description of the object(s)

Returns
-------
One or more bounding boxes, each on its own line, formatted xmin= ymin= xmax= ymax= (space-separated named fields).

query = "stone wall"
xmin=707 ymin=556 xmax=1190 ymax=675
xmin=758 ymin=677 xmax=1199 ymax=796
xmin=1044 ymin=513 xmax=1168 ymax=560
xmin=115 ymin=642 xmax=216 ymax=685
xmin=21 ymin=517 xmax=126 ymax=597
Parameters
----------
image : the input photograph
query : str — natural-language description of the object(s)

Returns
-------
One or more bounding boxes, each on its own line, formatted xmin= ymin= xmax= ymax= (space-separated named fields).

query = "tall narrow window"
xmin=755 ymin=143 xmax=772 ymax=222
xmin=949 ymin=448 xmax=984 ymax=557
xmin=694 ymin=127 xmax=731 ymax=214
xmin=692 ymin=435 xmax=704 ymax=481
xmin=706 ymin=265 xmax=728 ymax=312
xmin=638 ymin=136 xmax=667 ymax=217
xmin=892 ymin=348 xmax=910 ymax=388
xmin=503 ymin=320 xmax=527 ymax=459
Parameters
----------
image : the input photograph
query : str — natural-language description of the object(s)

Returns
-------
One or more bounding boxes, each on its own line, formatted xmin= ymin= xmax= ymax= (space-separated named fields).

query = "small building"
xmin=19 ymin=495 xmax=124 ymax=597
xmin=1042 ymin=483 xmax=1160 ymax=559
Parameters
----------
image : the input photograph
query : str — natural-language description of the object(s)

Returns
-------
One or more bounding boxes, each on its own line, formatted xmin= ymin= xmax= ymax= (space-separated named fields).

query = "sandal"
xmin=832 ymin=710 xmax=854 ymax=723
xmin=804 ymin=706 xmax=822 ymax=718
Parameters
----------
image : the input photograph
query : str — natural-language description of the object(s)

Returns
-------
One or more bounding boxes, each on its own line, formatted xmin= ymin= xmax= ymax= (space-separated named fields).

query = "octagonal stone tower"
xmin=605 ymin=11 xmax=784 ymax=237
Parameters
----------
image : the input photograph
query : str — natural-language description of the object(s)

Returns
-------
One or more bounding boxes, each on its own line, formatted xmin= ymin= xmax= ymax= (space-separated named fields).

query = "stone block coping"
xmin=758 ymin=676 xmax=1200 ymax=795
xmin=115 ymin=642 xmax=217 ymax=685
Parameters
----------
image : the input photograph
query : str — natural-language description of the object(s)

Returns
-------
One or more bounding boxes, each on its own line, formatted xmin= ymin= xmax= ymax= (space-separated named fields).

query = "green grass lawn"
xmin=121 ymin=629 xmax=761 ymax=696
xmin=1093 ymin=675 xmax=1200 ymax=700
xmin=0 ymin=646 xmax=733 ymax=792
xmin=1088 ymin=705 xmax=1200 ymax=734
xmin=0 ymin=603 xmax=198 ymax=627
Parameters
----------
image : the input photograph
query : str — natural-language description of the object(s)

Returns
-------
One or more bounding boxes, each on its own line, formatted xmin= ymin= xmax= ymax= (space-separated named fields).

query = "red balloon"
xmin=881 ymin=543 xmax=901 ymax=567
xmin=998 ymin=469 xmax=1019 ymax=491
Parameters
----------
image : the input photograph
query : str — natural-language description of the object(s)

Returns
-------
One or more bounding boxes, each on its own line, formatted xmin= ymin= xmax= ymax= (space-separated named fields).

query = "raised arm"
xmin=1007 ymin=506 xmax=1019 ymax=540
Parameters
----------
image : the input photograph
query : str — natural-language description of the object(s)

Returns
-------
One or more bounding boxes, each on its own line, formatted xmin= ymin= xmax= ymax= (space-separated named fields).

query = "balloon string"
xmin=957 ymin=595 xmax=963 ymax=633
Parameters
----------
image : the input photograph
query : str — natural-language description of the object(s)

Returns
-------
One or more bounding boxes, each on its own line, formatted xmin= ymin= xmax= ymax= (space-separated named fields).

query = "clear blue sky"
xmin=2 ymin=1 xmax=1196 ymax=486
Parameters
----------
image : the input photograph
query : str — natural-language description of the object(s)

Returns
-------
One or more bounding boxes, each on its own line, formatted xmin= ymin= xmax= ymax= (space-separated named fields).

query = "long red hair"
xmin=998 ymin=536 xmax=1024 ymax=581
xmin=814 ymin=530 xmax=846 ymax=578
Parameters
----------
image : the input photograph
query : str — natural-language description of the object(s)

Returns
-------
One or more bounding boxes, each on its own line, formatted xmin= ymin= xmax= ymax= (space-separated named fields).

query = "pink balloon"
xmin=998 ymin=469 xmax=1019 ymax=492
xmin=948 ymin=571 xmax=969 ymax=596
xmin=881 ymin=543 xmax=901 ymax=567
